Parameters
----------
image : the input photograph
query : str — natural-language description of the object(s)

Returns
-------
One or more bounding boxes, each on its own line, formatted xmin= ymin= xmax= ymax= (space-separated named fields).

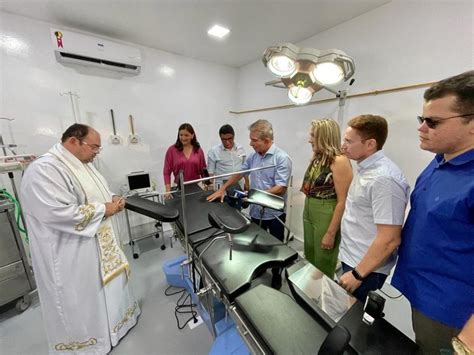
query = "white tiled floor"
xmin=0 ymin=233 xmax=414 ymax=354
xmin=0 ymin=236 xmax=213 ymax=355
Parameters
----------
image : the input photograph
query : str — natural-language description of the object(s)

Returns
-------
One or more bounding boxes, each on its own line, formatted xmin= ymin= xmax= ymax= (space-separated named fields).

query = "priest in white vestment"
xmin=21 ymin=124 xmax=140 ymax=354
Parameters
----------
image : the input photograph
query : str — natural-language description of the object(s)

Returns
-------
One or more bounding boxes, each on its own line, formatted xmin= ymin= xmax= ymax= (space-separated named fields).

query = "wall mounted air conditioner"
xmin=50 ymin=28 xmax=141 ymax=75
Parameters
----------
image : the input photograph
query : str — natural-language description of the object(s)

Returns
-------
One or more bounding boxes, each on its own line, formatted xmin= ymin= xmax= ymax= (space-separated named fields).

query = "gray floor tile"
xmin=0 ymin=235 xmax=213 ymax=355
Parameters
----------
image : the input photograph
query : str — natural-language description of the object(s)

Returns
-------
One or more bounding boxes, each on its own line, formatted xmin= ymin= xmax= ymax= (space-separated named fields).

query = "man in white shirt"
xmin=21 ymin=124 xmax=140 ymax=354
xmin=207 ymin=124 xmax=249 ymax=206
xmin=338 ymin=115 xmax=410 ymax=302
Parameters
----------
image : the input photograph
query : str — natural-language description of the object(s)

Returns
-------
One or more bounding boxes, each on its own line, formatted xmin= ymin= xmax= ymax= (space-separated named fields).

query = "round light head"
xmin=288 ymin=86 xmax=312 ymax=105
xmin=313 ymin=62 xmax=344 ymax=85
xmin=268 ymin=56 xmax=296 ymax=77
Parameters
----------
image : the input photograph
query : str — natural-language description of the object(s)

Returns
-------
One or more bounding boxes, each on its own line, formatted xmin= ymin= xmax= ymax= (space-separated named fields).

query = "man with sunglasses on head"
xmin=392 ymin=71 xmax=474 ymax=355
xmin=21 ymin=124 xmax=140 ymax=354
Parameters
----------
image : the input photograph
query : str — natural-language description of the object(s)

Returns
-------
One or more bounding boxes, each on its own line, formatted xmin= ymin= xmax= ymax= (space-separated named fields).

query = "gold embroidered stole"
xmin=48 ymin=144 xmax=129 ymax=285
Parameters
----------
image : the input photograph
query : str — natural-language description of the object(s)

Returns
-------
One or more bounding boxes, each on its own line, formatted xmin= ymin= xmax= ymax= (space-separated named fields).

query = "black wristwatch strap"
xmin=352 ymin=268 xmax=365 ymax=281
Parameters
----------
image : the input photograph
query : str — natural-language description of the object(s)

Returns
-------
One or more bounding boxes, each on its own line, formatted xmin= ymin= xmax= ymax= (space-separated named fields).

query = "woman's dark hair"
xmin=61 ymin=123 xmax=90 ymax=143
xmin=174 ymin=123 xmax=200 ymax=151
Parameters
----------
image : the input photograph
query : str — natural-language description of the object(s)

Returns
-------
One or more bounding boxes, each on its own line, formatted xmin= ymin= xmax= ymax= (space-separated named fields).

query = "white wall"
xmin=1 ymin=2 xmax=472 ymax=240
xmin=0 ymin=11 xmax=238 ymax=194
xmin=1 ymin=0 xmax=472 ymax=341
xmin=235 ymin=0 xmax=474 ymax=240
xmin=0 ymin=11 xmax=240 ymax=241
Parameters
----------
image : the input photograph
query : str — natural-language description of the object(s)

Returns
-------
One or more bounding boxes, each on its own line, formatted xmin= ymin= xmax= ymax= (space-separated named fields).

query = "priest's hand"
xmin=104 ymin=202 xmax=120 ymax=217
xmin=112 ymin=196 xmax=125 ymax=211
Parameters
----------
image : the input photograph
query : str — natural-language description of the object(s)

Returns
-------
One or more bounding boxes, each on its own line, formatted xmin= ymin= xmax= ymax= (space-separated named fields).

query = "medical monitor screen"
xmin=127 ymin=173 xmax=151 ymax=191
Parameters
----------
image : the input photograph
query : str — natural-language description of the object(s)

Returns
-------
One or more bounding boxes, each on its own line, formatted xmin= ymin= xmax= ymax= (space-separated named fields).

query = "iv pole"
xmin=60 ymin=91 xmax=80 ymax=123
xmin=0 ymin=117 xmax=29 ymax=238
xmin=0 ymin=117 xmax=15 ymax=155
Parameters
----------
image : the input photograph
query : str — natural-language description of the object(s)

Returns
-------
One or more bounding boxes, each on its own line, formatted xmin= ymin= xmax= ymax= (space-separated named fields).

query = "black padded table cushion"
xmin=208 ymin=210 xmax=251 ymax=234
xmin=234 ymin=284 xmax=328 ymax=354
xmin=338 ymin=301 xmax=418 ymax=354
xmin=125 ymin=195 xmax=179 ymax=222
xmin=287 ymin=260 xmax=418 ymax=354
xmin=165 ymin=189 xmax=242 ymax=236
xmin=196 ymin=223 xmax=298 ymax=301
xmin=187 ymin=227 xmax=222 ymax=247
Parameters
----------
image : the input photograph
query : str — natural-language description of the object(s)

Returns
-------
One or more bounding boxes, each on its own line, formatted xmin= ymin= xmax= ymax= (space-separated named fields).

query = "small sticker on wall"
xmin=54 ymin=31 xmax=63 ymax=48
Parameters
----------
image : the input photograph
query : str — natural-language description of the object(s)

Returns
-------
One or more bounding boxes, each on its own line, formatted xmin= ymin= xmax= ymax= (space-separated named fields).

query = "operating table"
xmin=164 ymin=188 xmax=298 ymax=301
xmin=125 ymin=187 xmax=418 ymax=354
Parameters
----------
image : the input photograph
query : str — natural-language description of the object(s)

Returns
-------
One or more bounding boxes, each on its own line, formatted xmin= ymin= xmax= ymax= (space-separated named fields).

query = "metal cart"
xmin=0 ymin=200 xmax=36 ymax=311
xmin=124 ymin=191 xmax=174 ymax=259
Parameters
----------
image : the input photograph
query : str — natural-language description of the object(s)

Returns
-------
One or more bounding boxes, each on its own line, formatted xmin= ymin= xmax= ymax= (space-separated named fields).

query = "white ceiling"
xmin=0 ymin=0 xmax=390 ymax=67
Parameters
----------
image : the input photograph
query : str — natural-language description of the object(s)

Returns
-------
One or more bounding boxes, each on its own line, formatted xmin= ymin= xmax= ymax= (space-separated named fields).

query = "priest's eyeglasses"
xmin=81 ymin=141 xmax=103 ymax=152
xmin=417 ymin=113 xmax=474 ymax=129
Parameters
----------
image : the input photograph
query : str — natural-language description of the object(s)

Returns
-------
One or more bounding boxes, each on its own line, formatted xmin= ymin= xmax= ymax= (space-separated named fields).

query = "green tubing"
xmin=0 ymin=190 xmax=28 ymax=241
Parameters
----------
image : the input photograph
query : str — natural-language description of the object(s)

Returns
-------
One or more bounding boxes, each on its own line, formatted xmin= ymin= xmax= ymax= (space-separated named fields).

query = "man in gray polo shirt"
xmin=338 ymin=114 xmax=409 ymax=302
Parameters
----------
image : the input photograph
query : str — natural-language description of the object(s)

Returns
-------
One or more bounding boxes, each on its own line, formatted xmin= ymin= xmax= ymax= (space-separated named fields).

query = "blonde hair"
xmin=310 ymin=119 xmax=342 ymax=167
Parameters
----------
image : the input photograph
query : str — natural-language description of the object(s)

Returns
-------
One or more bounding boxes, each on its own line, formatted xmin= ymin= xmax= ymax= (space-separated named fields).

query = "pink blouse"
xmin=163 ymin=145 xmax=207 ymax=185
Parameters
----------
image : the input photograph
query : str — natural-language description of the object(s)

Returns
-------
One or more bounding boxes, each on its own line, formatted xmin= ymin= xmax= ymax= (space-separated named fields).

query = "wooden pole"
xmin=229 ymin=81 xmax=437 ymax=115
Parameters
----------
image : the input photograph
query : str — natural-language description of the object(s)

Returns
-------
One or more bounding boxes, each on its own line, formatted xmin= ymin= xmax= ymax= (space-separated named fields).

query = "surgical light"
xmin=288 ymin=85 xmax=312 ymax=105
xmin=313 ymin=62 xmax=344 ymax=85
xmin=268 ymin=56 xmax=296 ymax=77
xmin=262 ymin=43 xmax=355 ymax=104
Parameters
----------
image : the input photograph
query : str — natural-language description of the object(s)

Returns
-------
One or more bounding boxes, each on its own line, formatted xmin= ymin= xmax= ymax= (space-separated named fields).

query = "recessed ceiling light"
xmin=159 ymin=65 xmax=175 ymax=77
xmin=207 ymin=25 xmax=230 ymax=39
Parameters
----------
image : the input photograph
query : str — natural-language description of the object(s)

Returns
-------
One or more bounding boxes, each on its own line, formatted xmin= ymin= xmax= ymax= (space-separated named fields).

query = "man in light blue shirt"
xmin=207 ymin=119 xmax=292 ymax=288
xmin=207 ymin=124 xmax=249 ymax=205
xmin=240 ymin=138 xmax=292 ymax=222
xmin=338 ymin=115 xmax=409 ymax=302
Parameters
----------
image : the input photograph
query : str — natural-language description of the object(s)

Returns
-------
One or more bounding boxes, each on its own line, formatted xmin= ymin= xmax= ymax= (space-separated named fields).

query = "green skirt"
xmin=303 ymin=197 xmax=340 ymax=279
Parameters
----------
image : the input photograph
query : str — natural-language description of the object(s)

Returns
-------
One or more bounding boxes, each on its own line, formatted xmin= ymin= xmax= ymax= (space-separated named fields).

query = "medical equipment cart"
xmin=0 ymin=199 xmax=36 ymax=311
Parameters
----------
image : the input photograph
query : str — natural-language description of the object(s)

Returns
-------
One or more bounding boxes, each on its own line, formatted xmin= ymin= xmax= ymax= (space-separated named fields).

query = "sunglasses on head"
xmin=417 ymin=113 xmax=474 ymax=129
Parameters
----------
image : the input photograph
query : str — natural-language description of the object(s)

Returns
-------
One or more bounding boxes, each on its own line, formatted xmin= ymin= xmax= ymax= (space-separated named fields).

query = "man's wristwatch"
xmin=352 ymin=268 xmax=365 ymax=281
xmin=452 ymin=336 xmax=474 ymax=355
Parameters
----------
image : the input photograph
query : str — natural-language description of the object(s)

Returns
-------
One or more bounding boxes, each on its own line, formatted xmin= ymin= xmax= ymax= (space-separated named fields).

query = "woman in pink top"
xmin=163 ymin=123 xmax=206 ymax=198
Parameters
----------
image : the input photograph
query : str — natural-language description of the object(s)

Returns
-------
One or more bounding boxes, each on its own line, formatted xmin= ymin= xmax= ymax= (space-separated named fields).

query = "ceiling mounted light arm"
xmin=321 ymin=85 xmax=339 ymax=96
xmin=262 ymin=43 xmax=356 ymax=105
xmin=264 ymin=79 xmax=287 ymax=89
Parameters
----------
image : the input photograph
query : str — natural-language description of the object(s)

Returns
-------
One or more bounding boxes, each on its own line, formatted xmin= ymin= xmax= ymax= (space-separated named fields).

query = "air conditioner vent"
xmin=58 ymin=52 xmax=139 ymax=70
xmin=51 ymin=28 xmax=141 ymax=75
